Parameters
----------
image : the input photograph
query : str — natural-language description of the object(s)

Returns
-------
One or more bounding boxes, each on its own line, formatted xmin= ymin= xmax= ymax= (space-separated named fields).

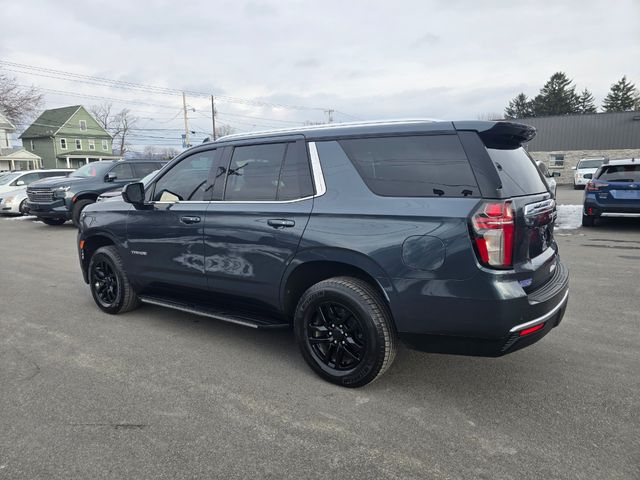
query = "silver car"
xmin=0 ymin=187 xmax=30 ymax=215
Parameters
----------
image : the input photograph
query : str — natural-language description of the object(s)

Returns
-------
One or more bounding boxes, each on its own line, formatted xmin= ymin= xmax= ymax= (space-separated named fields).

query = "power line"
xmin=1 ymin=60 xmax=348 ymax=113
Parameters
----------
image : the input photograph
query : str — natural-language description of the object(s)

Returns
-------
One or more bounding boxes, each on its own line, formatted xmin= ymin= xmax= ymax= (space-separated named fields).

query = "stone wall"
xmin=528 ymin=149 xmax=640 ymax=184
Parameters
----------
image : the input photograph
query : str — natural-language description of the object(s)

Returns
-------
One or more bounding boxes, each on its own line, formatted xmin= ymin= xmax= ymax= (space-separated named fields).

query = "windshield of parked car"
xmin=597 ymin=164 xmax=640 ymax=182
xmin=70 ymin=162 xmax=114 ymax=178
xmin=578 ymin=159 xmax=604 ymax=169
xmin=0 ymin=172 xmax=21 ymax=185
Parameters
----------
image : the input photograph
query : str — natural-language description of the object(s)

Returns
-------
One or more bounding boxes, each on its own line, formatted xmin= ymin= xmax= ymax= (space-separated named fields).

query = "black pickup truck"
xmin=27 ymin=159 xmax=165 ymax=226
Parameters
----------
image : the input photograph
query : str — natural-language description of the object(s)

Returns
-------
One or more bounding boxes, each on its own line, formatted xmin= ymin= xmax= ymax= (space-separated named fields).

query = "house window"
xmin=102 ymin=139 xmax=108 ymax=151
xmin=60 ymin=138 xmax=67 ymax=150
xmin=75 ymin=139 xmax=82 ymax=150
xmin=30 ymin=140 xmax=35 ymax=150
xmin=79 ymin=120 xmax=87 ymax=131
xmin=88 ymin=139 xmax=95 ymax=151
xmin=550 ymin=154 xmax=565 ymax=168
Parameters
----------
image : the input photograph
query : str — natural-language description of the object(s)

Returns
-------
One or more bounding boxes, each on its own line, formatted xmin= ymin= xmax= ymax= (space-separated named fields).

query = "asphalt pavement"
xmin=0 ymin=209 xmax=638 ymax=479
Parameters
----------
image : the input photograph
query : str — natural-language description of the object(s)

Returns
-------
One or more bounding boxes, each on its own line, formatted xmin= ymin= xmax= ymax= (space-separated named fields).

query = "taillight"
xmin=470 ymin=201 xmax=514 ymax=269
xmin=586 ymin=181 xmax=608 ymax=192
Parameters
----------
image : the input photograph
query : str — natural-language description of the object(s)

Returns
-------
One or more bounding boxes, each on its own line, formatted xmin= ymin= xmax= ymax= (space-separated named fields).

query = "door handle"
xmin=180 ymin=215 xmax=201 ymax=224
xmin=267 ymin=219 xmax=295 ymax=229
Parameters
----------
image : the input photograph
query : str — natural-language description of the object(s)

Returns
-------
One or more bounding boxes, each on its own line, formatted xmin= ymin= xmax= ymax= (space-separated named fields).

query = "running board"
xmin=139 ymin=295 xmax=290 ymax=329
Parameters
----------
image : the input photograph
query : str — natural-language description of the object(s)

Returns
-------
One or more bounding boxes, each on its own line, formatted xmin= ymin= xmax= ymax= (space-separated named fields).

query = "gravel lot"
xmin=1 ymin=196 xmax=638 ymax=479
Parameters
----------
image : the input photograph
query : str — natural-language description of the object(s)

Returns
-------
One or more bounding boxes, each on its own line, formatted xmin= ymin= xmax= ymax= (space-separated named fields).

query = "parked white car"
xmin=573 ymin=158 xmax=605 ymax=189
xmin=0 ymin=187 xmax=30 ymax=215
xmin=0 ymin=169 xmax=74 ymax=194
xmin=535 ymin=160 xmax=560 ymax=197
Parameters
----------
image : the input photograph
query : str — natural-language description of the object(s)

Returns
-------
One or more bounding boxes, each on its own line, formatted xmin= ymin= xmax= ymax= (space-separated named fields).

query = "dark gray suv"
xmin=78 ymin=120 xmax=569 ymax=387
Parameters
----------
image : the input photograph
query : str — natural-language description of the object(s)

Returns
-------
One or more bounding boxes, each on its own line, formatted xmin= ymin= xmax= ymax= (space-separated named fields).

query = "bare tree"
xmin=215 ymin=123 xmax=236 ymax=138
xmin=477 ymin=112 xmax=505 ymax=121
xmin=142 ymin=145 xmax=179 ymax=160
xmin=90 ymin=103 xmax=138 ymax=155
xmin=0 ymin=74 xmax=44 ymax=126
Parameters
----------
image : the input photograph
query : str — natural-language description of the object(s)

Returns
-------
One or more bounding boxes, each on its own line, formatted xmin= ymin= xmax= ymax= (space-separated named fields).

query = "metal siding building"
xmin=520 ymin=111 xmax=640 ymax=151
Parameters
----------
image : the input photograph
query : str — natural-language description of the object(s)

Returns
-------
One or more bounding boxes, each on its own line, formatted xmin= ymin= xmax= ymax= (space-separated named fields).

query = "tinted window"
xmin=597 ymin=164 xmax=640 ymax=182
xmin=338 ymin=135 xmax=479 ymax=197
xmin=225 ymin=143 xmax=287 ymax=201
xmin=152 ymin=150 xmax=217 ymax=202
xmin=133 ymin=162 xmax=159 ymax=178
xmin=487 ymin=147 xmax=548 ymax=196
xmin=110 ymin=163 xmax=134 ymax=180
xmin=70 ymin=162 xmax=113 ymax=178
xmin=277 ymin=143 xmax=314 ymax=200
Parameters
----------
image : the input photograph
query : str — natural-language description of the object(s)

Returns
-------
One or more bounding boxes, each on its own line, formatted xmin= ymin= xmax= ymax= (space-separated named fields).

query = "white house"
xmin=0 ymin=111 xmax=42 ymax=171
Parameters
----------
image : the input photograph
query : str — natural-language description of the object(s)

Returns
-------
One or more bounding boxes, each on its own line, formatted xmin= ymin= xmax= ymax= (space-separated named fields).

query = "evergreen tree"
xmin=504 ymin=93 xmax=534 ymax=118
xmin=602 ymin=76 xmax=637 ymax=112
xmin=531 ymin=72 xmax=579 ymax=116
xmin=576 ymin=88 xmax=597 ymax=113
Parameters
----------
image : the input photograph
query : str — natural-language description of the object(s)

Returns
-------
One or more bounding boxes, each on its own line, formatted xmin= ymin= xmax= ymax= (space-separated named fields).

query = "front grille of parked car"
xmin=27 ymin=188 xmax=54 ymax=203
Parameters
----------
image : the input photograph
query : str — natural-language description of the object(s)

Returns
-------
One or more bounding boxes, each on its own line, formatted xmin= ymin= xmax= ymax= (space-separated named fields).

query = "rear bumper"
xmin=583 ymin=195 xmax=640 ymax=217
xmin=394 ymin=258 xmax=569 ymax=356
xmin=26 ymin=199 xmax=72 ymax=219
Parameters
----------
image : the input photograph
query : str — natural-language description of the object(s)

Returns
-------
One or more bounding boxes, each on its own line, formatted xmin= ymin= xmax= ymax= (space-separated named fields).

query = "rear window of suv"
xmin=486 ymin=147 xmax=548 ymax=196
xmin=338 ymin=135 xmax=479 ymax=197
xmin=597 ymin=164 xmax=640 ymax=182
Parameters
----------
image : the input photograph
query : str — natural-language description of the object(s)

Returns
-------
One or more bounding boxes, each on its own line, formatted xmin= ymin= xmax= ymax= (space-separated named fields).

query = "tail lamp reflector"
xmin=519 ymin=323 xmax=545 ymax=337
xmin=471 ymin=201 xmax=514 ymax=269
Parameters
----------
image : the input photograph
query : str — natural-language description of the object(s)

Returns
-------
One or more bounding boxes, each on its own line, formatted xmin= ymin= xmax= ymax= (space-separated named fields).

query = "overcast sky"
xmin=1 ymin=0 xmax=639 ymax=148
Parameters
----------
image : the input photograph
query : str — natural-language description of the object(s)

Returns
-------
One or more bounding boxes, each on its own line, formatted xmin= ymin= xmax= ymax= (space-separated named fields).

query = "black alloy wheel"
xmin=306 ymin=301 xmax=367 ymax=371
xmin=91 ymin=258 xmax=120 ymax=309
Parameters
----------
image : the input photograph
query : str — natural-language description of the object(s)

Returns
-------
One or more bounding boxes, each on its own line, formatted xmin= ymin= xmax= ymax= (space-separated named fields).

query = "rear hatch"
xmin=459 ymin=122 xmax=557 ymax=291
xmin=589 ymin=163 xmax=640 ymax=207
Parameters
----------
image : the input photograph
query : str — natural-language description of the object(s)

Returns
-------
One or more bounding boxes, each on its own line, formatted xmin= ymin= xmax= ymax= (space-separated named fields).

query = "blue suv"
xmin=77 ymin=120 xmax=569 ymax=387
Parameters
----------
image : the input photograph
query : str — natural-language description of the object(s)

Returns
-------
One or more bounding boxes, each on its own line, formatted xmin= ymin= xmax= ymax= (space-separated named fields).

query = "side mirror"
xmin=15 ymin=180 xmax=25 ymax=186
xmin=571 ymin=166 xmax=577 ymax=170
xmin=122 ymin=182 xmax=145 ymax=206
xmin=552 ymin=172 xmax=561 ymax=177
xmin=105 ymin=171 xmax=118 ymax=182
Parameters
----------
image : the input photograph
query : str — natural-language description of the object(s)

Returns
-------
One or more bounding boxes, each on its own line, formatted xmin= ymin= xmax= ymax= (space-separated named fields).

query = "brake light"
xmin=586 ymin=181 xmax=608 ymax=192
xmin=470 ymin=201 xmax=514 ymax=269
xmin=519 ymin=323 xmax=545 ymax=337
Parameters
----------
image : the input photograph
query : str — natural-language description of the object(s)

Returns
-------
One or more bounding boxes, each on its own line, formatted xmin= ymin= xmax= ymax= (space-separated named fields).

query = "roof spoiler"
xmin=454 ymin=121 xmax=536 ymax=149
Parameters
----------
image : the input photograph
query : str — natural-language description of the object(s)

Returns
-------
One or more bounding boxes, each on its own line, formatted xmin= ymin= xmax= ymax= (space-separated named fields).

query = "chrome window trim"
xmin=147 ymin=141 xmax=326 ymax=206
xmin=307 ymin=141 xmax=326 ymax=197
xmin=509 ymin=289 xmax=569 ymax=333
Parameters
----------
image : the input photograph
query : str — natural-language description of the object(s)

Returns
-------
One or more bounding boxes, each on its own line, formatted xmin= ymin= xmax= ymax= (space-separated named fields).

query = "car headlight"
xmin=53 ymin=186 xmax=74 ymax=199
xmin=3 ymin=196 xmax=14 ymax=205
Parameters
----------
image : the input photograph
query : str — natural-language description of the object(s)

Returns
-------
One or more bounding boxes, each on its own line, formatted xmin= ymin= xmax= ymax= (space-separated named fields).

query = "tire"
xmin=88 ymin=245 xmax=140 ymax=314
xmin=294 ymin=276 xmax=397 ymax=388
xmin=18 ymin=199 xmax=29 ymax=215
xmin=72 ymin=199 xmax=94 ymax=227
xmin=39 ymin=217 xmax=66 ymax=225
xmin=582 ymin=214 xmax=595 ymax=227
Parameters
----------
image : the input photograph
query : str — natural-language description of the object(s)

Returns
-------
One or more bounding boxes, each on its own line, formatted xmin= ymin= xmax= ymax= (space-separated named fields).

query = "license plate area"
xmin=611 ymin=190 xmax=640 ymax=200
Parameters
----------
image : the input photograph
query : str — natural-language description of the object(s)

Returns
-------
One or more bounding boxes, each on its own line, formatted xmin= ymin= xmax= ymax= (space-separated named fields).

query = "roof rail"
xmin=216 ymin=118 xmax=443 ymax=141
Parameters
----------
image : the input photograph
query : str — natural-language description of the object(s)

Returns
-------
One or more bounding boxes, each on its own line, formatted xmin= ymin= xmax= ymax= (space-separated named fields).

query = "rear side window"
xmin=277 ymin=143 xmax=314 ymax=200
xmin=598 ymin=164 xmax=640 ymax=182
xmin=133 ymin=162 xmax=159 ymax=178
xmin=486 ymin=147 xmax=548 ymax=196
xmin=110 ymin=163 xmax=134 ymax=180
xmin=338 ymin=135 xmax=479 ymax=197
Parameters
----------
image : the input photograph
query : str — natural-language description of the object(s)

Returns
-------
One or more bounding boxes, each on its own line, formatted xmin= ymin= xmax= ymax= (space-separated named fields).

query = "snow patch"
xmin=3 ymin=215 xmax=37 ymax=221
xmin=556 ymin=205 xmax=582 ymax=230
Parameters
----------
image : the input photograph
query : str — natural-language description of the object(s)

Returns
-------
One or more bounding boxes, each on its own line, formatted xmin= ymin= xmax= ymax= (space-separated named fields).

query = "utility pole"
xmin=324 ymin=109 xmax=334 ymax=124
xmin=182 ymin=91 xmax=190 ymax=148
xmin=211 ymin=95 xmax=217 ymax=140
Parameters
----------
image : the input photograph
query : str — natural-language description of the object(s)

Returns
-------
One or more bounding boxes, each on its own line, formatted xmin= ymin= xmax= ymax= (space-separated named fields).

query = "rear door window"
xmin=486 ymin=147 xmax=548 ymax=196
xmin=597 ymin=164 xmax=640 ymax=182
xmin=338 ymin=135 xmax=479 ymax=197
xmin=133 ymin=162 xmax=159 ymax=178
xmin=224 ymin=143 xmax=287 ymax=201
xmin=110 ymin=163 xmax=134 ymax=180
